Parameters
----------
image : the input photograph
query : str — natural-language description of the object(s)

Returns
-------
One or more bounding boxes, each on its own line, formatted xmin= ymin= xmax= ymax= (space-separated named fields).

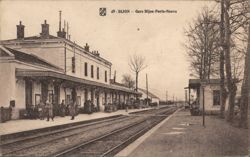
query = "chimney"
xmin=84 ymin=43 xmax=90 ymax=52
xmin=96 ymin=51 xmax=100 ymax=56
xmin=57 ymin=11 xmax=67 ymax=38
xmin=114 ymin=70 xmax=116 ymax=82
xmin=59 ymin=11 xmax=62 ymax=32
xmin=64 ymin=20 xmax=66 ymax=30
xmin=67 ymin=22 xmax=69 ymax=39
xmin=16 ymin=21 xmax=25 ymax=39
xmin=40 ymin=20 xmax=49 ymax=38
xmin=58 ymin=28 xmax=66 ymax=38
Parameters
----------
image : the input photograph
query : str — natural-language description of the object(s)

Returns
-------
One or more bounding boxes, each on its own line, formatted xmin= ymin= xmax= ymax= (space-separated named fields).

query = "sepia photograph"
xmin=0 ymin=0 xmax=249 ymax=156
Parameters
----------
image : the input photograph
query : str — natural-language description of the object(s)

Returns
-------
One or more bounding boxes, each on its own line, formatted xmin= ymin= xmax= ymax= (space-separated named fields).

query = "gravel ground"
xmin=4 ymin=116 xmax=144 ymax=157
xmin=3 ymin=107 xmax=176 ymax=157
xmin=66 ymin=116 xmax=166 ymax=157
xmin=2 ymin=116 xmax=130 ymax=154
xmin=131 ymin=107 xmax=175 ymax=115
xmin=129 ymin=109 xmax=248 ymax=157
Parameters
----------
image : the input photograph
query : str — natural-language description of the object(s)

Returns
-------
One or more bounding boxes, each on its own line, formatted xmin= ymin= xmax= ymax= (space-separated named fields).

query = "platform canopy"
xmin=188 ymin=79 xmax=221 ymax=89
xmin=16 ymin=68 xmax=140 ymax=95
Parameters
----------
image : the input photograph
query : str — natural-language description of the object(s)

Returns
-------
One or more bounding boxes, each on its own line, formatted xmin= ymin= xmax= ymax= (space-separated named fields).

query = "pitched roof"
xmin=0 ymin=35 xmax=112 ymax=66
xmin=189 ymin=79 xmax=221 ymax=84
xmin=0 ymin=46 xmax=13 ymax=57
xmin=188 ymin=79 xmax=222 ymax=88
xmin=24 ymin=35 xmax=59 ymax=40
xmin=110 ymin=79 xmax=129 ymax=88
xmin=138 ymin=88 xmax=159 ymax=99
xmin=1 ymin=35 xmax=60 ymax=41
xmin=1 ymin=46 xmax=62 ymax=70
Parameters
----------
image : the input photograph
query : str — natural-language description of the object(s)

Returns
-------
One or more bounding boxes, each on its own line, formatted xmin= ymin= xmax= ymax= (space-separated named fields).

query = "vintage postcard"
xmin=0 ymin=0 xmax=249 ymax=156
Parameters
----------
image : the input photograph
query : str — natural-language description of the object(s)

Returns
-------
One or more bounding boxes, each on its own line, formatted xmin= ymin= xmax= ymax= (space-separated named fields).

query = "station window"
xmin=72 ymin=57 xmax=75 ymax=73
xmin=77 ymin=96 xmax=81 ymax=106
xmin=104 ymin=92 xmax=107 ymax=104
xmin=97 ymin=67 xmax=99 ymax=80
xmin=91 ymin=65 xmax=94 ymax=78
xmin=84 ymin=62 xmax=88 ymax=76
xmin=105 ymin=70 xmax=107 ymax=82
xmin=49 ymin=93 xmax=53 ymax=103
xmin=213 ymin=90 xmax=220 ymax=106
xmin=66 ymin=95 xmax=71 ymax=105
xmin=84 ymin=89 xmax=88 ymax=102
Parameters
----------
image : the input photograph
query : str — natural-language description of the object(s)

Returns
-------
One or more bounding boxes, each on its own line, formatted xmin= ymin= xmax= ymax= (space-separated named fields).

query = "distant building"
xmin=138 ymin=88 xmax=160 ymax=105
xmin=0 ymin=19 xmax=139 ymax=119
xmin=188 ymin=79 xmax=229 ymax=114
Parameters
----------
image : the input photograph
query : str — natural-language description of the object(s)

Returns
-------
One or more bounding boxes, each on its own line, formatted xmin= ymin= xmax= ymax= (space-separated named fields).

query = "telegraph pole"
xmin=185 ymin=90 xmax=187 ymax=106
xmin=67 ymin=22 xmax=69 ymax=39
xmin=166 ymin=90 xmax=168 ymax=104
xmin=146 ymin=74 xmax=149 ymax=106
xmin=59 ymin=11 xmax=62 ymax=32
xmin=173 ymin=94 xmax=174 ymax=105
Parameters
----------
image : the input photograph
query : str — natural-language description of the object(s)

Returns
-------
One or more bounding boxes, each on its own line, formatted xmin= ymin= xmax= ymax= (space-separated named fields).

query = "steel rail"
xmin=1 ymin=115 xmax=125 ymax=146
xmin=101 ymin=117 xmax=166 ymax=157
xmin=2 ymin=115 xmax=131 ymax=156
xmin=54 ymin=108 xmax=177 ymax=157
xmin=53 ymin=118 xmax=150 ymax=157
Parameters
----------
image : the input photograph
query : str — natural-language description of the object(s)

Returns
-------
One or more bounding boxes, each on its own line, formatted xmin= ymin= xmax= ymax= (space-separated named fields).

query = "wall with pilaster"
xmin=0 ymin=61 xmax=15 ymax=107
xmin=59 ymin=87 xmax=66 ymax=104
xmin=5 ymin=42 xmax=65 ymax=70
xmin=76 ymin=88 xmax=85 ymax=107
xmin=199 ymin=84 xmax=226 ymax=112
xmin=15 ymin=79 xmax=25 ymax=109
xmin=99 ymin=92 xmax=105 ymax=111
xmin=64 ymin=43 xmax=111 ymax=85
xmin=32 ymin=81 xmax=41 ymax=105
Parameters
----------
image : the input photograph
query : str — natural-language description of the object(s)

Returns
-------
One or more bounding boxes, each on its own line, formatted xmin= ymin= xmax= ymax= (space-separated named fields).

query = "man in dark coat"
xmin=60 ymin=100 xmax=66 ymax=117
xmin=45 ymin=100 xmax=53 ymax=121
xmin=38 ymin=100 xmax=45 ymax=120
xmin=69 ymin=100 xmax=76 ymax=120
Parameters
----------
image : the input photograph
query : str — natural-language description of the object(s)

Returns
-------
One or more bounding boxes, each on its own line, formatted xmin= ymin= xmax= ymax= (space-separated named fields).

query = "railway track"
xmin=1 ymin=107 xmax=177 ymax=157
xmin=0 ymin=115 xmax=123 ymax=142
xmin=54 ymin=107 xmax=177 ymax=157
xmin=1 ymin=115 xmax=140 ymax=156
xmin=130 ymin=106 xmax=174 ymax=115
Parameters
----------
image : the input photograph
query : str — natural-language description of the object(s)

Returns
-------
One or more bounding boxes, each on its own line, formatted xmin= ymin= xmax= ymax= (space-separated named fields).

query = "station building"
xmin=187 ymin=79 xmax=229 ymax=114
xmin=0 ymin=20 xmax=139 ymax=119
xmin=138 ymin=88 xmax=160 ymax=106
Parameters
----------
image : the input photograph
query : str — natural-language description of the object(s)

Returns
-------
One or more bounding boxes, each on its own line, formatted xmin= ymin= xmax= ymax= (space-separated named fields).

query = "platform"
xmin=0 ymin=108 xmax=150 ymax=136
xmin=116 ymin=109 xmax=248 ymax=157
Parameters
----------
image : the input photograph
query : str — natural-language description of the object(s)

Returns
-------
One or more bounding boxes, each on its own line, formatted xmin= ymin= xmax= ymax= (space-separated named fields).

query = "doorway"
xmin=25 ymin=79 xmax=32 ymax=109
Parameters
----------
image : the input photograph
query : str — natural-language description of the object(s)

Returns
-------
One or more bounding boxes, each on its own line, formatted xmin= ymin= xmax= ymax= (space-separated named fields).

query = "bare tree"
xmin=239 ymin=24 xmax=249 ymax=128
xmin=184 ymin=1 xmax=249 ymax=119
xmin=219 ymin=0 xmax=227 ymax=118
xmin=222 ymin=0 xmax=249 ymax=122
xmin=184 ymin=7 xmax=220 ymax=80
xmin=121 ymin=74 xmax=135 ymax=89
xmin=224 ymin=0 xmax=236 ymax=122
xmin=129 ymin=54 xmax=147 ymax=91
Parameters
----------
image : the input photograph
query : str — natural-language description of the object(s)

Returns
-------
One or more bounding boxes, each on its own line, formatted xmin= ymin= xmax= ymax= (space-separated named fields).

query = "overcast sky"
xmin=0 ymin=0 xmax=216 ymax=100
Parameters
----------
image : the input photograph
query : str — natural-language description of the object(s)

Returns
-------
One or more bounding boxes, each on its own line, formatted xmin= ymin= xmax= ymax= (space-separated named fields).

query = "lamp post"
xmin=185 ymin=89 xmax=187 ymax=108
xmin=201 ymin=81 xmax=206 ymax=127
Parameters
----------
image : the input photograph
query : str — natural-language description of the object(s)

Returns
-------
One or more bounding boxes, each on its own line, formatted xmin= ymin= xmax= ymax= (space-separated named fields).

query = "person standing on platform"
xmin=38 ymin=100 xmax=45 ymax=120
xmin=60 ymin=100 xmax=66 ymax=117
xmin=45 ymin=100 xmax=54 ymax=121
xmin=30 ymin=105 xmax=36 ymax=119
xmin=69 ymin=100 xmax=76 ymax=120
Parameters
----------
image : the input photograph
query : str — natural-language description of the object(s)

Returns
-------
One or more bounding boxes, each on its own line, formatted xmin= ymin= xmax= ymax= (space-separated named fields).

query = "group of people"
xmin=28 ymin=100 xmax=77 ymax=121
